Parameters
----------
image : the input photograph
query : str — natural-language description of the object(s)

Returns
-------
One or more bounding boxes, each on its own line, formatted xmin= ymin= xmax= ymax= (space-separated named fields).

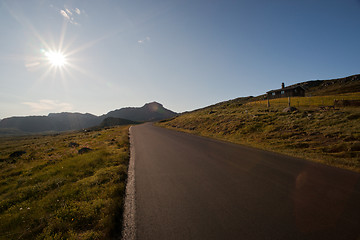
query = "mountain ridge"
xmin=0 ymin=102 xmax=177 ymax=135
xmin=1 ymin=73 xmax=358 ymax=136
xmin=102 ymin=102 xmax=177 ymax=122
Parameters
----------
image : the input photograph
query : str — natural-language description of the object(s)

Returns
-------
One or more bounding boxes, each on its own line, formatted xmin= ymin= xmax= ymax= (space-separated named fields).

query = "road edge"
xmin=121 ymin=126 xmax=136 ymax=240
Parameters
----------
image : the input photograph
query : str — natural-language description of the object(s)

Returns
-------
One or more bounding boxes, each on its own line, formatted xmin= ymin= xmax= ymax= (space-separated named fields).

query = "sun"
xmin=45 ymin=51 xmax=67 ymax=67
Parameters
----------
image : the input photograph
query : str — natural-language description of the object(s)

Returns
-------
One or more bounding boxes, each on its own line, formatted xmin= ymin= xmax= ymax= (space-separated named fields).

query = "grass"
xmin=158 ymin=93 xmax=360 ymax=172
xmin=248 ymin=92 xmax=360 ymax=108
xmin=0 ymin=126 xmax=130 ymax=240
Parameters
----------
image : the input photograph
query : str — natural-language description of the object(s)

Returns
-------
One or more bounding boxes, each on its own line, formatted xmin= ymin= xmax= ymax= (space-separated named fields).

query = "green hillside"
xmin=159 ymin=78 xmax=360 ymax=172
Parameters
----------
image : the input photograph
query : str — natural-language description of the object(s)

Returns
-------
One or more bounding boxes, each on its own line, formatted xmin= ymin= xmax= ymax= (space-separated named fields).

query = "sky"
xmin=0 ymin=0 xmax=359 ymax=118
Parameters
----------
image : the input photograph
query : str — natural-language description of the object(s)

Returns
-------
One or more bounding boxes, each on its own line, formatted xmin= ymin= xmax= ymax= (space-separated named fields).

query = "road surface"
xmin=130 ymin=123 xmax=360 ymax=240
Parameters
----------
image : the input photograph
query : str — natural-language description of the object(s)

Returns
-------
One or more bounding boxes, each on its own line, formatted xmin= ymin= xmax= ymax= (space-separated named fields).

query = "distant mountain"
xmin=99 ymin=117 xmax=138 ymax=127
xmin=102 ymin=102 xmax=177 ymax=122
xmin=0 ymin=102 xmax=177 ymax=135
xmin=0 ymin=112 xmax=100 ymax=133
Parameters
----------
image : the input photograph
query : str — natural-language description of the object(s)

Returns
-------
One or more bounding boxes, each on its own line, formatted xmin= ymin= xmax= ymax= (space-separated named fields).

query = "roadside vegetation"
xmin=0 ymin=126 xmax=130 ymax=239
xmin=158 ymin=93 xmax=360 ymax=172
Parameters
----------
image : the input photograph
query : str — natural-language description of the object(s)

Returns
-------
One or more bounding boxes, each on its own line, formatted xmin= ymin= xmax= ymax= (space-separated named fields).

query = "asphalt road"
xmin=131 ymin=123 xmax=360 ymax=240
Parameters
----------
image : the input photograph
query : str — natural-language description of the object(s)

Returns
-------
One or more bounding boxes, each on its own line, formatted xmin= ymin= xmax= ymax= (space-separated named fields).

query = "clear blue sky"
xmin=1 ymin=0 xmax=359 ymax=118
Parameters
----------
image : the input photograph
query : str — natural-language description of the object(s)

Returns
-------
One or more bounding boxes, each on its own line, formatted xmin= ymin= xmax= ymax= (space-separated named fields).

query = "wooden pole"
xmin=267 ymin=97 xmax=270 ymax=108
xmin=288 ymin=97 xmax=291 ymax=107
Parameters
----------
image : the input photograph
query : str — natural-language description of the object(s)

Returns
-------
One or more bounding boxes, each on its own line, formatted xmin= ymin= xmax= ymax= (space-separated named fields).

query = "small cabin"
xmin=266 ymin=83 xmax=305 ymax=99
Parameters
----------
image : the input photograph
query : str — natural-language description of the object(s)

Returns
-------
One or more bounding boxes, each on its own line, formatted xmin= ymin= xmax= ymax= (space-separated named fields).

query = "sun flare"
xmin=45 ymin=51 xmax=67 ymax=67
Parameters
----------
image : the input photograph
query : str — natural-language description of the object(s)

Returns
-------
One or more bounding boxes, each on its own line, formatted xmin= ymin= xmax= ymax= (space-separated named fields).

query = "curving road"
xmin=130 ymin=123 xmax=360 ymax=240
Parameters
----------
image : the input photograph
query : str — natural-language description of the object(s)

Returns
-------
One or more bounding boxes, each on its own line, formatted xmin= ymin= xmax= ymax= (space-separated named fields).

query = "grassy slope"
xmin=0 ymin=126 xmax=130 ymax=240
xmin=304 ymin=74 xmax=360 ymax=96
xmin=159 ymin=93 xmax=360 ymax=172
